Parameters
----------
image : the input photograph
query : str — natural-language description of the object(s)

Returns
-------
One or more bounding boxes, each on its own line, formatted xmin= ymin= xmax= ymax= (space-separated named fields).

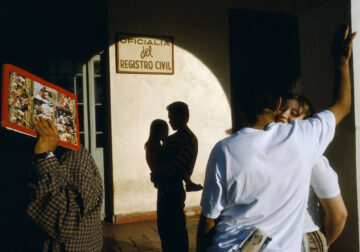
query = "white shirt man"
xmin=200 ymin=111 xmax=335 ymax=251
xmin=196 ymin=26 xmax=355 ymax=252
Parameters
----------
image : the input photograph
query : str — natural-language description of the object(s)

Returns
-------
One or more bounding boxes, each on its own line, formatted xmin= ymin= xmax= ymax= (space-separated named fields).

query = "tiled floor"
xmin=102 ymin=214 xmax=200 ymax=251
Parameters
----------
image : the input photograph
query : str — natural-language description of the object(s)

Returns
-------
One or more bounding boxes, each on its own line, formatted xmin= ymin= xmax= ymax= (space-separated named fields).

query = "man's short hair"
xmin=166 ymin=101 xmax=189 ymax=122
xmin=238 ymin=86 xmax=280 ymax=125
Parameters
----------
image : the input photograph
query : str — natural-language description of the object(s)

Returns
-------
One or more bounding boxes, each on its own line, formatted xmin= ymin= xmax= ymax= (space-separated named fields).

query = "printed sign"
xmin=116 ymin=34 xmax=174 ymax=74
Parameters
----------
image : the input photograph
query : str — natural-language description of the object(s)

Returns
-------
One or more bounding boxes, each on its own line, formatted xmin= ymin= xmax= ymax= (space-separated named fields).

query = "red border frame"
xmin=1 ymin=64 xmax=81 ymax=150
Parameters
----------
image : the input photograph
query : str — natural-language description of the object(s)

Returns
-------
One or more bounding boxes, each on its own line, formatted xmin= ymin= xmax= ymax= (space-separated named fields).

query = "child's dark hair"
xmin=282 ymin=93 xmax=314 ymax=118
xmin=145 ymin=119 xmax=168 ymax=149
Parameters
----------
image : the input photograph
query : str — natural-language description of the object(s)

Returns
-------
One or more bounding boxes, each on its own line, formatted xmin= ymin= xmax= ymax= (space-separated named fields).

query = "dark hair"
xmin=282 ymin=93 xmax=314 ymax=118
xmin=238 ymin=86 xmax=280 ymax=125
xmin=145 ymin=119 xmax=168 ymax=149
xmin=166 ymin=101 xmax=189 ymax=122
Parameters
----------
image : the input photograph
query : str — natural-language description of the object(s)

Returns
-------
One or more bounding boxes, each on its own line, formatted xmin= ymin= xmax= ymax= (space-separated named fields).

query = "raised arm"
xmin=28 ymin=117 xmax=102 ymax=242
xmin=328 ymin=26 xmax=356 ymax=125
xmin=319 ymin=195 xmax=347 ymax=247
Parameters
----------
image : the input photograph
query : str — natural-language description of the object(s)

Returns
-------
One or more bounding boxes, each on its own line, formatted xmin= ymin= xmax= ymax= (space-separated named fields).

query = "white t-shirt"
xmin=200 ymin=110 xmax=335 ymax=252
xmin=303 ymin=156 xmax=340 ymax=233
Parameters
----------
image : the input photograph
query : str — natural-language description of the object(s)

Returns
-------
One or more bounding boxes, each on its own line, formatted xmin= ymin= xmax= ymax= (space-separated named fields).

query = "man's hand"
xmin=34 ymin=116 xmax=60 ymax=154
xmin=150 ymin=172 xmax=159 ymax=189
xmin=341 ymin=26 xmax=357 ymax=62
xmin=332 ymin=25 xmax=356 ymax=64
xmin=329 ymin=25 xmax=356 ymax=125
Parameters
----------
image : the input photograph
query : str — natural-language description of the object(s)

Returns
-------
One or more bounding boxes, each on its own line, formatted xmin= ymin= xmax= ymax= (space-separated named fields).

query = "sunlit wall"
xmin=352 ymin=1 xmax=360 ymax=250
xmin=107 ymin=1 xmax=232 ymax=215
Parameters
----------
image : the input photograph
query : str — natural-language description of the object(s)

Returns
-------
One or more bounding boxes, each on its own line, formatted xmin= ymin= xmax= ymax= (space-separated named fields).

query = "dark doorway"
xmin=228 ymin=10 xmax=300 ymax=131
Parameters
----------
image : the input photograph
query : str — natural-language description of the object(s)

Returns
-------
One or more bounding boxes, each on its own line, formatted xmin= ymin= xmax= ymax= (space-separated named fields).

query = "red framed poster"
xmin=1 ymin=64 xmax=80 ymax=150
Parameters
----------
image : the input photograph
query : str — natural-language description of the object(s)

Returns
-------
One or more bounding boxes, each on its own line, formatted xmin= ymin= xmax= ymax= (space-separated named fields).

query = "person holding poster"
xmin=25 ymin=116 xmax=103 ymax=251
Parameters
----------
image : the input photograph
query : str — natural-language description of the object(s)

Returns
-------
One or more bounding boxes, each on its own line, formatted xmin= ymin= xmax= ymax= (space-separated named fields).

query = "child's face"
xmin=276 ymin=99 xmax=306 ymax=123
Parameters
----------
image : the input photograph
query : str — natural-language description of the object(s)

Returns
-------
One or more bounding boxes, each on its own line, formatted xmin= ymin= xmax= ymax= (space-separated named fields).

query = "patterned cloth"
xmin=27 ymin=147 xmax=103 ymax=251
xmin=302 ymin=230 xmax=328 ymax=252
xmin=164 ymin=127 xmax=198 ymax=180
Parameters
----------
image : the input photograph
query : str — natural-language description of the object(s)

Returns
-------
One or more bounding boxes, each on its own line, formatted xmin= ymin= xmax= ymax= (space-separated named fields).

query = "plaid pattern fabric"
xmin=164 ymin=128 xmax=198 ymax=179
xmin=27 ymin=147 xmax=103 ymax=252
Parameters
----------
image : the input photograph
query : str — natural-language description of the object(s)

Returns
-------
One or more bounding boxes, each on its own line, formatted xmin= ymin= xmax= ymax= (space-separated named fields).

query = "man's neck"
xmin=176 ymin=124 xmax=189 ymax=132
xmin=250 ymin=113 xmax=276 ymax=130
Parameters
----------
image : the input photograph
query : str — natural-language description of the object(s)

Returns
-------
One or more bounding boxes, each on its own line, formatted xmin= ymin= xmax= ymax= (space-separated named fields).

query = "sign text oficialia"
xmin=116 ymin=35 xmax=174 ymax=74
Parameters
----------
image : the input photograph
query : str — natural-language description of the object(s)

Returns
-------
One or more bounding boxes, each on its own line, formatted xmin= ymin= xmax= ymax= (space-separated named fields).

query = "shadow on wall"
xmin=0 ymin=1 xmax=301 ymax=251
xmin=108 ymin=6 xmax=301 ymax=131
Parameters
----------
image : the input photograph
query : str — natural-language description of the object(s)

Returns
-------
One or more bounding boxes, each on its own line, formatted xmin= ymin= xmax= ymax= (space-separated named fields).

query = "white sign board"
xmin=116 ymin=34 xmax=174 ymax=74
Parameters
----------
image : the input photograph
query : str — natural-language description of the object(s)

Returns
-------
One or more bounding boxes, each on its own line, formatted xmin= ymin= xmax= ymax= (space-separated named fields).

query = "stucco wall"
xmin=107 ymin=0 xmax=233 ymax=215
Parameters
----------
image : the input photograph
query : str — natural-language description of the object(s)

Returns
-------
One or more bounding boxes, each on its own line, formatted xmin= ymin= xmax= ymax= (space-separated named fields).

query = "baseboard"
xmin=114 ymin=206 xmax=202 ymax=224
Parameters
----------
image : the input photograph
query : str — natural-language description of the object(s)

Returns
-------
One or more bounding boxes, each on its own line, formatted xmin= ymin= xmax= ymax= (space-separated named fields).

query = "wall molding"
xmin=114 ymin=206 xmax=202 ymax=224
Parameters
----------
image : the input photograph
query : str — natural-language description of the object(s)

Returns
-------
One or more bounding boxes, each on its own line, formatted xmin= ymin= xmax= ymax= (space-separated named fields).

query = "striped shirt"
xmin=27 ymin=147 xmax=103 ymax=251
xmin=164 ymin=127 xmax=198 ymax=180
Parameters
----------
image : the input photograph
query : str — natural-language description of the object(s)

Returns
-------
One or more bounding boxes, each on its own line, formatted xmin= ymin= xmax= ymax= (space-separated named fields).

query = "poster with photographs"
xmin=33 ymin=82 xmax=56 ymax=121
xmin=1 ymin=64 xmax=80 ymax=150
xmin=8 ymin=72 xmax=33 ymax=129
xmin=56 ymin=94 xmax=77 ymax=145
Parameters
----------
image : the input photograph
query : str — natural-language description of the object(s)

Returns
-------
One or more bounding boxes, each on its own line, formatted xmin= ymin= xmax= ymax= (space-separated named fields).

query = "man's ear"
xmin=275 ymin=97 xmax=282 ymax=115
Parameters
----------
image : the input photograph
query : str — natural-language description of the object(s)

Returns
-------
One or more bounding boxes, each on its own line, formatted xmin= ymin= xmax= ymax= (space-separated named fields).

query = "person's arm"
xmin=310 ymin=157 xmax=346 ymax=247
xmin=28 ymin=117 xmax=102 ymax=242
xmin=146 ymin=146 xmax=168 ymax=188
xmin=319 ymin=195 xmax=347 ymax=248
xmin=146 ymin=144 xmax=167 ymax=173
xmin=188 ymin=136 xmax=198 ymax=178
xmin=328 ymin=26 xmax=356 ymax=125
xmin=166 ymin=138 xmax=195 ymax=179
xmin=197 ymin=142 xmax=227 ymax=251
xmin=196 ymin=214 xmax=216 ymax=252
xmin=28 ymin=151 xmax=98 ymax=242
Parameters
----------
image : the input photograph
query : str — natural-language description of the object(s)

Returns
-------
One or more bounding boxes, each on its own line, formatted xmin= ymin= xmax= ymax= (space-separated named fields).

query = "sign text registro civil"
xmin=116 ymin=34 xmax=174 ymax=74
